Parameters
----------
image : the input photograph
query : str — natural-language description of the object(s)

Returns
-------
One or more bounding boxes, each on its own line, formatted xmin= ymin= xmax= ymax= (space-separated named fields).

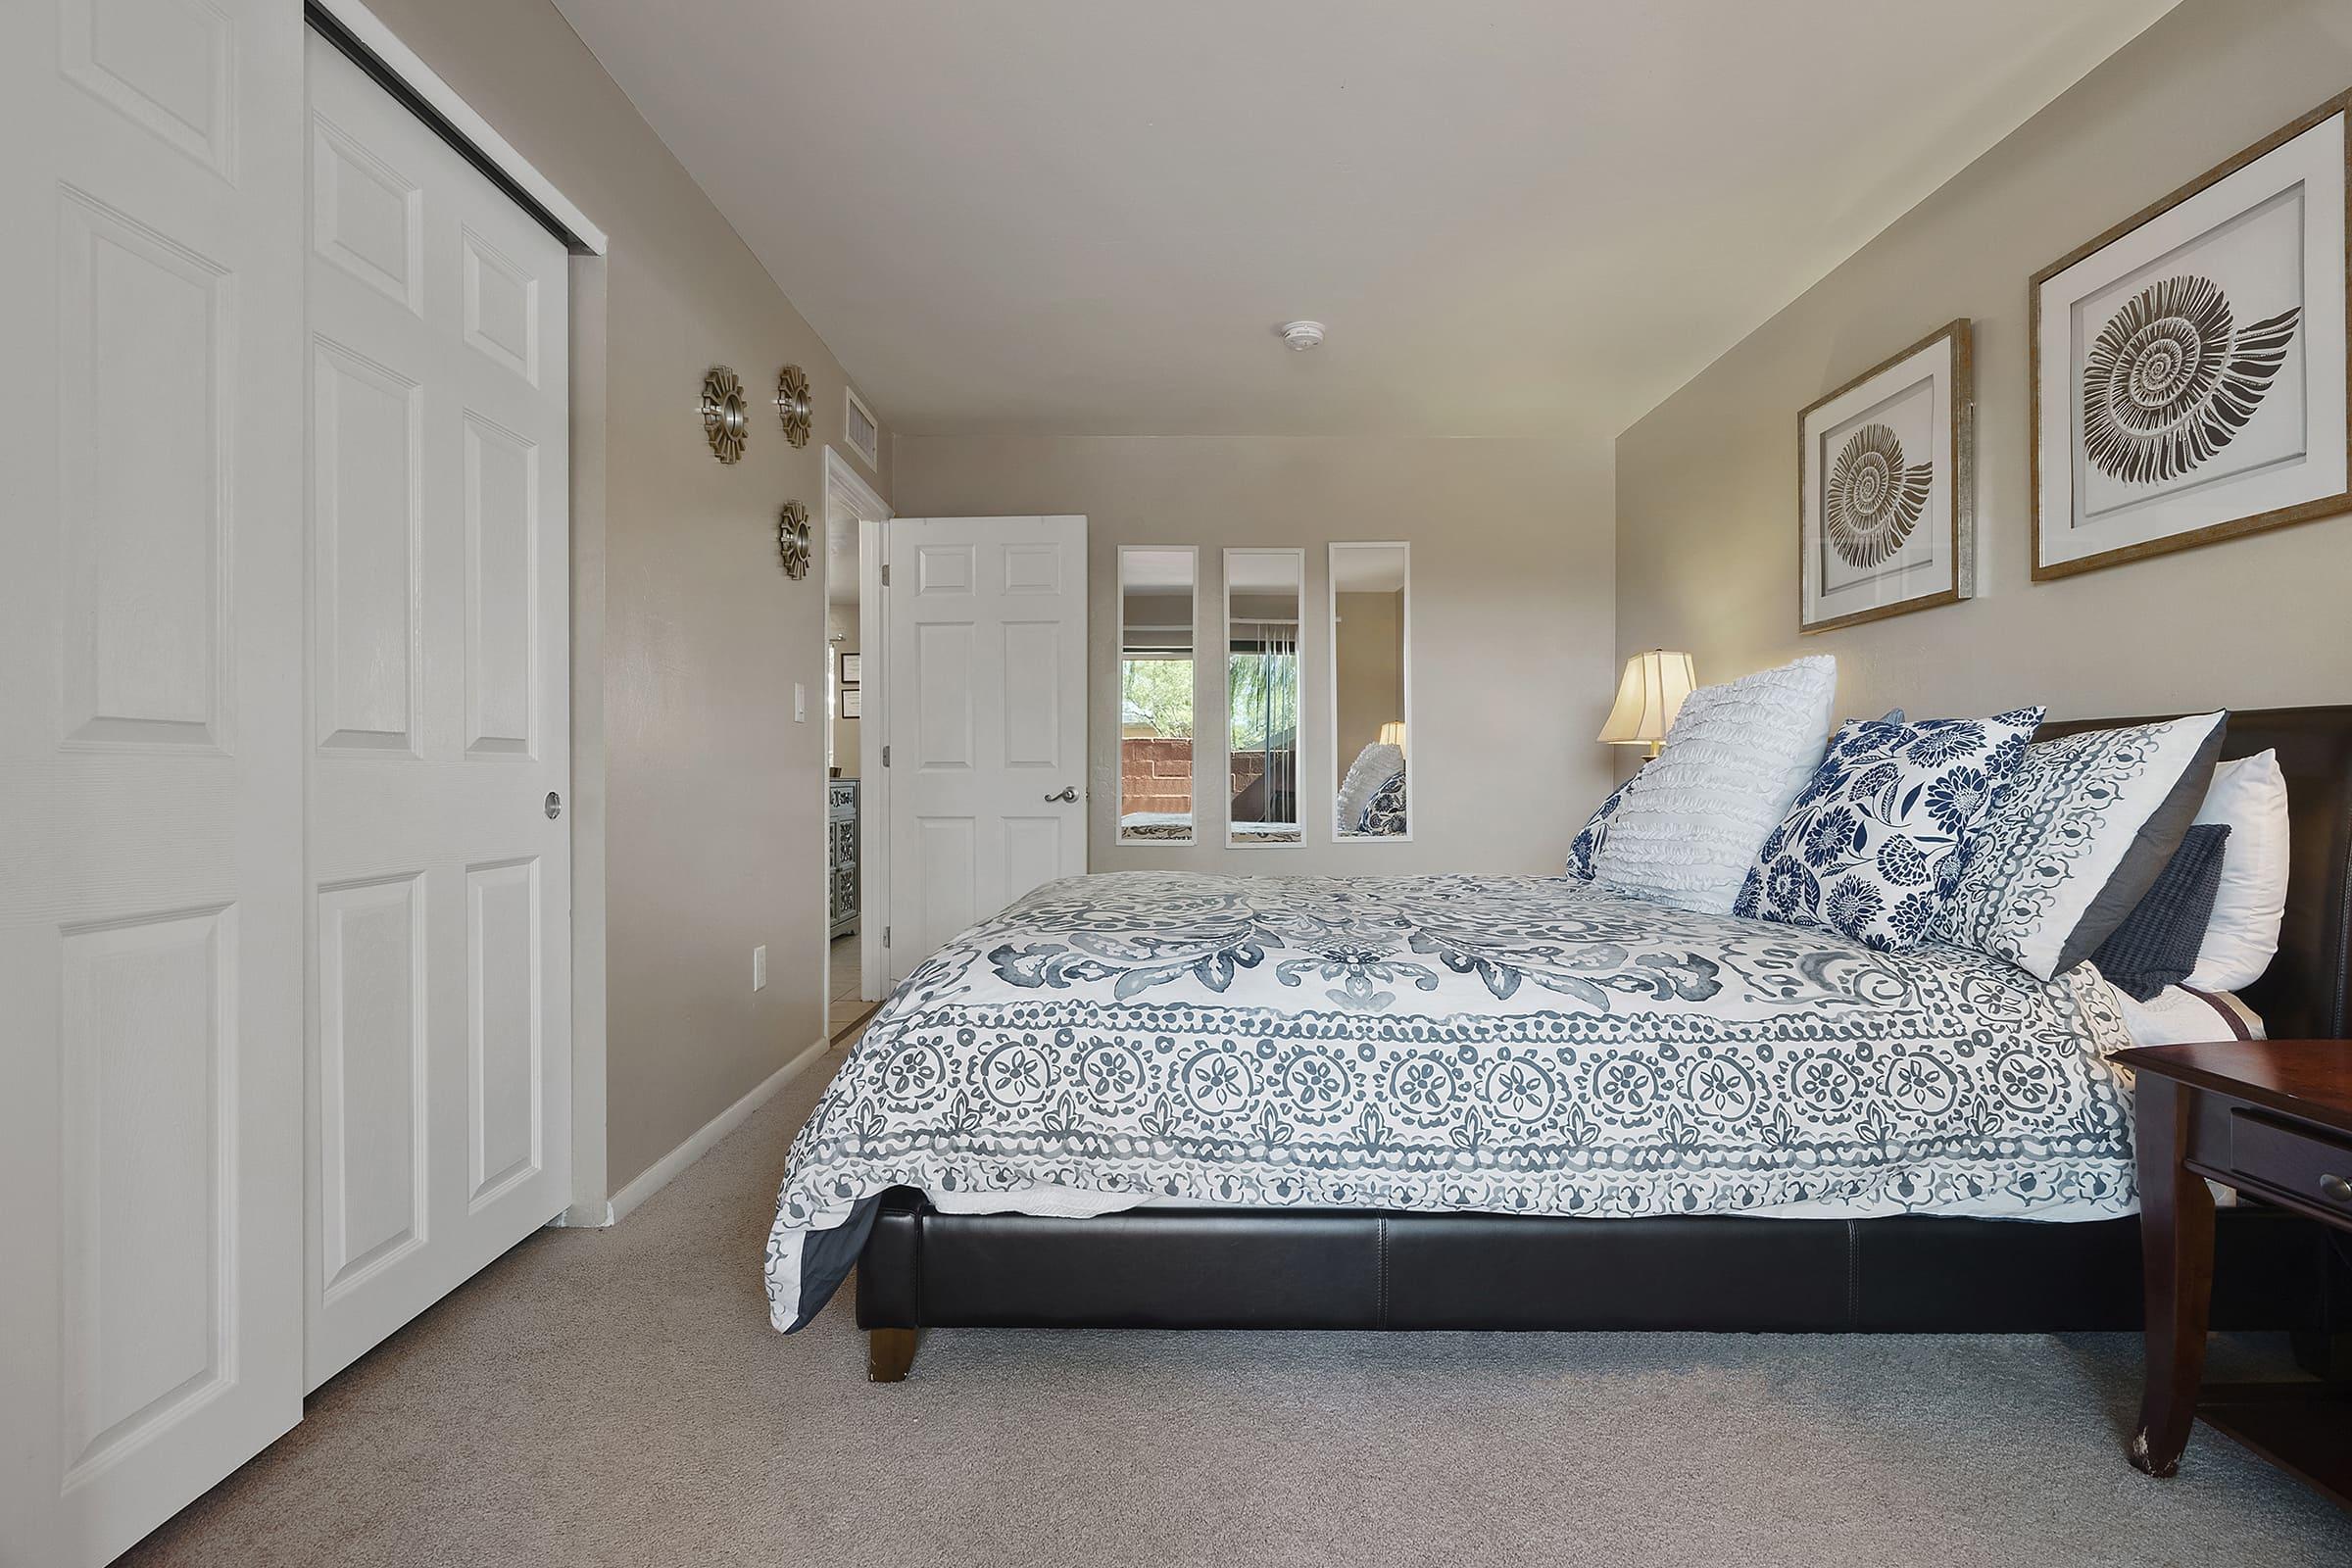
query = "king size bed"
xmin=766 ymin=709 xmax=2352 ymax=1379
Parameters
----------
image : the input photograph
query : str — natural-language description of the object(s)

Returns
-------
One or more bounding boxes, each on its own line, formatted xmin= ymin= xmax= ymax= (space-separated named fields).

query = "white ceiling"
xmin=551 ymin=0 xmax=2179 ymax=440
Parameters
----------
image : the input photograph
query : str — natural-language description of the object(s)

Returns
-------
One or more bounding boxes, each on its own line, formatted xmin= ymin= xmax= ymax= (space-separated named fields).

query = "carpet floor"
xmin=122 ymin=1042 xmax=2352 ymax=1568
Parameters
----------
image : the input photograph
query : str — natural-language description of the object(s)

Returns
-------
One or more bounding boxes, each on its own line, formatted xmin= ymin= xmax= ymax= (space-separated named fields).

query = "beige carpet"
xmin=123 ymin=1042 xmax=2352 ymax=1568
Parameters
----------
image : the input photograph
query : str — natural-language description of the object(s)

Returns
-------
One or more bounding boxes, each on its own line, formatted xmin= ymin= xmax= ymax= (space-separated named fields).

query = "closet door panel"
xmin=0 ymin=1 xmax=310 ymax=1563
xmin=302 ymin=28 xmax=572 ymax=1393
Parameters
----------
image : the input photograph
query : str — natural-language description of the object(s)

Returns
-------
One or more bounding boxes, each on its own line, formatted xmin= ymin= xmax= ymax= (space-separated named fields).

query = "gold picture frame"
xmin=2030 ymin=89 xmax=2352 ymax=580
xmin=1796 ymin=319 xmax=1974 ymax=634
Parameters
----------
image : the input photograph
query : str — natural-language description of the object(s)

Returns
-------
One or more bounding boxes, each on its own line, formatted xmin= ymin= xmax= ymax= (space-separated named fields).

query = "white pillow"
xmin=1336 ymin=743 xmax=1404 ymax=828
xmin=2185 ymin=750 xmax=2289 ymax=992
xmin=1589 ymin=656 xmax=1837 ymax=915
xmin=1933 ymin=710 xmax=2228 ymax=981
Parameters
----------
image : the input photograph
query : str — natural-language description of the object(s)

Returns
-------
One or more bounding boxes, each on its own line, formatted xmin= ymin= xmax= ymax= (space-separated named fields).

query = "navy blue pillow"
xmin=2091 ymin=823 xmax=2231 ymax=1002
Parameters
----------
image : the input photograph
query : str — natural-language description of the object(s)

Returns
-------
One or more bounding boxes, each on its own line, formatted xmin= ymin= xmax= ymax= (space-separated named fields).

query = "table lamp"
xmin=1597 ymin=651 xmax=1695 ymax=760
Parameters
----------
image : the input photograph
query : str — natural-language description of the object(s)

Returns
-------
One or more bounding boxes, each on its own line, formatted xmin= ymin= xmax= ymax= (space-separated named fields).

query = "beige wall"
xmin=1335 ymin=590 xmax=1405 ymax=768
xmin=1615 ymin=0 xmax=2352 ymax=725
xmin=360 ymin=0 xmax=891 ymax=1195
xmin=895 ymin=436 xmax=1615 ymax=874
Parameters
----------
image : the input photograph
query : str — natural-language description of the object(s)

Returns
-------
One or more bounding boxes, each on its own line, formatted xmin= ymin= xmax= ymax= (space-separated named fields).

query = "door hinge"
xmin=883 ymin=926 xmax=892 ymax=949
xmin=881 ymin=745 xmax=891 ymax=767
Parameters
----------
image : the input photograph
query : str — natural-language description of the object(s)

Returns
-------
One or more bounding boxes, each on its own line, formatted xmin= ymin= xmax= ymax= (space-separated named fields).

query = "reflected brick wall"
xmin=1120 ymin=737 xmax=1193 ymax=813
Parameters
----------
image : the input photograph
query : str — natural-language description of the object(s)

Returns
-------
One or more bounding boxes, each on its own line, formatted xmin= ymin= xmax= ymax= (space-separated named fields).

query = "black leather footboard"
xmin=854 ymin=1189 xmax=2350 ymax=1334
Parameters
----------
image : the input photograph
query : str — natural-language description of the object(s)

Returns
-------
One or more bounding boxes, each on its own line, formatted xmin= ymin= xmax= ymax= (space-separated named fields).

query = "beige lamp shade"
xmin=1598 ymin=651 xmax=1696 ymax=755
xmin=1377 ymin=720 xmax=1407 ymax=753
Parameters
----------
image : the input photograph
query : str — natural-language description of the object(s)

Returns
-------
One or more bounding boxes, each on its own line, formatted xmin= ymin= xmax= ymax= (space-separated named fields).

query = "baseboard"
xmin=603 ymin=1035 xmax=830 ymax=1227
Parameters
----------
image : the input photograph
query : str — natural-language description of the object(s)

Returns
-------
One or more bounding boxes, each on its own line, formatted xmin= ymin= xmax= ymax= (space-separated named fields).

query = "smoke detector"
xmin=1278 ymin=319 xmax=1326 ymax=352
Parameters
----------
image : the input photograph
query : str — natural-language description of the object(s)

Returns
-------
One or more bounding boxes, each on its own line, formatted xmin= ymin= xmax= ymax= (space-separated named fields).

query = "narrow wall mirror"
xmin=1330 ymin=543 xmax=1409 ymax=840
xmin=1117 ymin=547 xmax=1198 ymax=843
xmin=1224 ymin=548 xmax=1303 ymax=847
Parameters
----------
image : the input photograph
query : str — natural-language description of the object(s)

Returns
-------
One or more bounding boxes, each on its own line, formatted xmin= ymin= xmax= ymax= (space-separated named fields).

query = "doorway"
xmin=822 ymin=448 xmax=890 ymax=1041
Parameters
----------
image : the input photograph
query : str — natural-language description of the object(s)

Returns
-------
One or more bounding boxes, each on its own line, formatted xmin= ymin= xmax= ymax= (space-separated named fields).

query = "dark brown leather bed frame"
xmin=855 ymin=708 xmax=2352 ymax=1379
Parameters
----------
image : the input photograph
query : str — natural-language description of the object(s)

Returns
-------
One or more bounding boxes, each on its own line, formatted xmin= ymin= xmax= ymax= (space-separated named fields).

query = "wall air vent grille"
xmin=844 ymin=385 xmax=880 ymax=467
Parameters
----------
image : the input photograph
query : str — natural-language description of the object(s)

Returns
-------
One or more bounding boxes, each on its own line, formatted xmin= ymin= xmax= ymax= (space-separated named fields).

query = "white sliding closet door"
xmin=0 ymin=2 xmax=308 ymax=1564
xmin=303 ymin=29 xmax=573 ymax=1391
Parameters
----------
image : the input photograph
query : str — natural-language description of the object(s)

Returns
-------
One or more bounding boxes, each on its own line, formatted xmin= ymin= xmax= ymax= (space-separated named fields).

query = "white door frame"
xmin=303 ymin=0 xmax=613 ymax=1230
xmin=826 ymin=446 xmax=893 ymax=1004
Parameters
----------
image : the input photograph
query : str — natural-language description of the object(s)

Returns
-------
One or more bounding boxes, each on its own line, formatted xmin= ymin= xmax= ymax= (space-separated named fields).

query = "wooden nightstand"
xmin=2114 ymin=1040 xmax=2352 ymax=1505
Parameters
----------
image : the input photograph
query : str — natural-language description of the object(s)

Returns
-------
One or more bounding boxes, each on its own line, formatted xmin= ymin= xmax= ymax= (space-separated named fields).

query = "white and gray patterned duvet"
xmin=764 ymin=872 xmax=2138 ymax=1331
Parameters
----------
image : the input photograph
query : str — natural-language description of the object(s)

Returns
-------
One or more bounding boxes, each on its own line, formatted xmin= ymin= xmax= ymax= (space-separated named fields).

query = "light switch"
xmin=794 ymin=682 xmax=807 ymax=722
xmin=753 ymin=945 xmax=767 ymax=991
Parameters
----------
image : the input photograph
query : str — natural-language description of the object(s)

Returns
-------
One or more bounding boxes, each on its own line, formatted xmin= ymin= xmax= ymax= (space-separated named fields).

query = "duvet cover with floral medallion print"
xmin=765 ymin=871 xmax=2135 ymax=1331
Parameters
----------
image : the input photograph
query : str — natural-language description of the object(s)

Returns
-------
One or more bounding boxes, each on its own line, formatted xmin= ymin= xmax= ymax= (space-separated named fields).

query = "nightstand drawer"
xmin=2229 ymin=1110 xmax=2352 ymax=1216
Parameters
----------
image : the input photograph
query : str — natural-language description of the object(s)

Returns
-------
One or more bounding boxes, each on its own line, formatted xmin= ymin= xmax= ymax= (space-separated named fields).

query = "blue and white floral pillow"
xmin=1565 ymin=777 xmax=1638 ymax=880
xmin=1356 ymin=769 xmax=1407 ymax=836
xmin=1734 ymin=707 xmax=2044 ymax=951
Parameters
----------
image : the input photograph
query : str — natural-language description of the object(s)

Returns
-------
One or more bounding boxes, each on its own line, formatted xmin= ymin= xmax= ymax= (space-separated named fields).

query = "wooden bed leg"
xmin=867 ymin=1327 xmax=918 ymax=1383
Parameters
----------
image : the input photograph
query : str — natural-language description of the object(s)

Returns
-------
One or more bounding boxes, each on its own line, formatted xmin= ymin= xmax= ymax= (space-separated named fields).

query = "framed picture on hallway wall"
xmin=1797 ymin=319 xmax=1974 ymax=633
xmin=2032 ymin=92 xmax=2351 ymax=580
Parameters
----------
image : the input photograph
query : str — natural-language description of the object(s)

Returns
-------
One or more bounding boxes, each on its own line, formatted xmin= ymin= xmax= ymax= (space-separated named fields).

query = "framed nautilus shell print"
xmin=2031 ymin=91 xmax=2350 ymax=580
xmin=1797 ymin=319 xmax=1973 ymax=633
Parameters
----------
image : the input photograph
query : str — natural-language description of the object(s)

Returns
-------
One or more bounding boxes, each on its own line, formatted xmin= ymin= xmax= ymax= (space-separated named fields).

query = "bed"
xmin=766 ymin=708 xmax=2352 ymax=1378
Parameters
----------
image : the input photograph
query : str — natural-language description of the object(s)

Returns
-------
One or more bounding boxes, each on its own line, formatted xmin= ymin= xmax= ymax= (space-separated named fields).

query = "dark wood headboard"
xmin=2039 ymin=708 xmax=2352 ymax=1041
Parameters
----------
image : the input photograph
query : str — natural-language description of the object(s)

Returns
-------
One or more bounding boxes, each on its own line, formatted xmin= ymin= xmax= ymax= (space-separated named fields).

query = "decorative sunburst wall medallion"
xmin=778 ymin=500 xmax=811 ymax=579
xmin=701 ymin=367 xmax=749 ymax=464
xmin=2032 ymin=93 xmax=2350 ymax=579
xmin=1823 ymin=423 xmax=1933 ymax=568
xmin=2080 ymin=274 xmax=2299 ymax=486
xmin=775 ymin=364 xmax=812 ymax=447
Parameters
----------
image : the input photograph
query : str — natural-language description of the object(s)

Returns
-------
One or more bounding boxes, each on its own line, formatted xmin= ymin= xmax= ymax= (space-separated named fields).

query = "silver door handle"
xmin=2321 ymin=1173 xmax=2352 ymax=1205
xmin=545 ymin=791 xmax=563 ymax=819
xmin=1045 ymin=786 xmax=1078 ymax=803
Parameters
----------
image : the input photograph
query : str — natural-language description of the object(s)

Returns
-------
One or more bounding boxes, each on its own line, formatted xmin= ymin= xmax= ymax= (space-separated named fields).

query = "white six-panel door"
xmin=0 ymin=2 xmax=309 ymax=1563
xmin=303 ymin=30 xmax=572 ymax=1391
xmin=884 ymin=516 xmax=1088 ymax=982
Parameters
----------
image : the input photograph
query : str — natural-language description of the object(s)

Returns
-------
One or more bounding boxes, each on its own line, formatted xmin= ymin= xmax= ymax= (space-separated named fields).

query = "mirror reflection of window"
xmin=1331 ymin=543 xmax=1409 ymax=840
xmin=1117 ymin=548 xmax=1197 ymax=843
xmin=1225 ymin=549 xmax=1304 ymax=847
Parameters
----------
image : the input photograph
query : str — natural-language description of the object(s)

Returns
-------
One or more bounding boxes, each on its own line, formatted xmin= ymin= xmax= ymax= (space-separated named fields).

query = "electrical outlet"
xmin=794 ymin=682 xmax=807 ymax=722
xmin=752 ymin=945 xmax=767 ymax=991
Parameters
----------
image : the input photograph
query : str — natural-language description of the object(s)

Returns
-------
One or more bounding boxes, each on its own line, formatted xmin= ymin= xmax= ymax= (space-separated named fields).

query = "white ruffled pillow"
xmin=1589 ymin=656 xmax=1838 ymax=915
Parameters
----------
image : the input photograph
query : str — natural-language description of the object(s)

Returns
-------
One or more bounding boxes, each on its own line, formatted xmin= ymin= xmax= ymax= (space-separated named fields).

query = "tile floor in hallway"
xmin=828 ymin=931 xmax=876 ymax=1039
